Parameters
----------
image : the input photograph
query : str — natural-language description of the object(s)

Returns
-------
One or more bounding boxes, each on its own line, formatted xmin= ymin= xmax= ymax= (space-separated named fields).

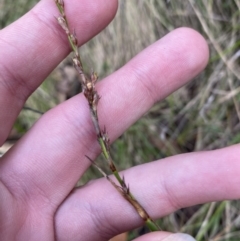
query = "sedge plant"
xmin=55 ymin=0 xmax=159 ymax=232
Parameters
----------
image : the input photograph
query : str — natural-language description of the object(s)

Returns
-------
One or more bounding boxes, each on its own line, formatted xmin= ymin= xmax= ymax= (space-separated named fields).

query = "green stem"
xmin=55 ymin=0 xmax=159 ymax=232
xmin=98 ymin=135 xmax=159 ymax=231
xmin=56 ymin=2 xmax=81 ymax=65
xmin=146 ymin=219 xmax=159 ymax=231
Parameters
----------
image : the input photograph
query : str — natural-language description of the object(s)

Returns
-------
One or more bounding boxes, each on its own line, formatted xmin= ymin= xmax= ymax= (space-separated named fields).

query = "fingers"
xmin=133 ymin=232 xmax=196 ymax=241
xmin=0 ymin=0 xmax=118 ymax=145
xmin=55 ymin=144 xmax=240 ymax=241
xmin=0 ymin=28 xmax=208 ymax=206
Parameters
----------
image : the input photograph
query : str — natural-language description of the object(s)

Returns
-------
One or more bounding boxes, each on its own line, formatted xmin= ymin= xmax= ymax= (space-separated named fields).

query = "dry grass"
xmin=1 ymin=0 xmax=240 ymax=240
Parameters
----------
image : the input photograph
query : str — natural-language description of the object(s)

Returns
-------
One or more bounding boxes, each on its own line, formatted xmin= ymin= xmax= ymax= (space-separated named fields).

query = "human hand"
xmin=1 ymin=0 xmax=237 ymax=241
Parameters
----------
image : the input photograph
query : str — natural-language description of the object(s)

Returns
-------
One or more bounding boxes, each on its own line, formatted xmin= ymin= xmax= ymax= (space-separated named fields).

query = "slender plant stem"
xmin=55 ymin=0 xmax=159 ymax=232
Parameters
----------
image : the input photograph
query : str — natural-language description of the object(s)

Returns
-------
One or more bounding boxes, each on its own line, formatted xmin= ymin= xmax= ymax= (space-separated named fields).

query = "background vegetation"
xmin=1 ymin=0 xmax=240 ymax=240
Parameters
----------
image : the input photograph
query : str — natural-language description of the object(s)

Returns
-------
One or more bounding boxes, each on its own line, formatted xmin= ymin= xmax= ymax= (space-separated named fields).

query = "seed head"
xmin=57 ymin=16 xmax=69 ymax=35
xmin=55 ymin=0 xmax=64 ymax=7
xmin=70 ymin=33 xmax=78 ymax=46
xmin=91 ymin=71 xmax=98 ymax=83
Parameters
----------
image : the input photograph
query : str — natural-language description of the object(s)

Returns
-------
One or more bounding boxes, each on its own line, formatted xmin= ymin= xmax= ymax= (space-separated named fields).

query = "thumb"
xmin=132 ymin=232 xmax=196 ymax=241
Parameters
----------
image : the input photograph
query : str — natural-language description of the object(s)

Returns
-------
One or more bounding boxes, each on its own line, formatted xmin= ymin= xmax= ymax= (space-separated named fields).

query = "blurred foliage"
xmin=1 ymin=0 xmax=240 ymax=240
xmin=0 ymin=0 xmax=37 ymax=28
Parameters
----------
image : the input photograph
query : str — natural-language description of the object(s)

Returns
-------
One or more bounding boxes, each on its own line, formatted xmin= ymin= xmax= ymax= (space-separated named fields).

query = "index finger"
xmin=0 ymin=0 xmax=118 ymax=145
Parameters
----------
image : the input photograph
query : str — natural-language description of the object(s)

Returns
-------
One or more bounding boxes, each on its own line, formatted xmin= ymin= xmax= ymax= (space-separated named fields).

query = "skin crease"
xmin=1 ymin=0 xmax=239 ymax=240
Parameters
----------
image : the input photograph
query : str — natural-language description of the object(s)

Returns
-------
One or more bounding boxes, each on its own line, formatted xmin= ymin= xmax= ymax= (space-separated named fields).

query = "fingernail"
xmin=163 ymin=233 xmax=196 ymax=241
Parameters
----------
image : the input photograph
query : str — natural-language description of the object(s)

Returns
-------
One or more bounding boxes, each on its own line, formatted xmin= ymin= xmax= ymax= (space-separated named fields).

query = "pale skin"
xmin=0 ymin=0 xmax=239 ymax=240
